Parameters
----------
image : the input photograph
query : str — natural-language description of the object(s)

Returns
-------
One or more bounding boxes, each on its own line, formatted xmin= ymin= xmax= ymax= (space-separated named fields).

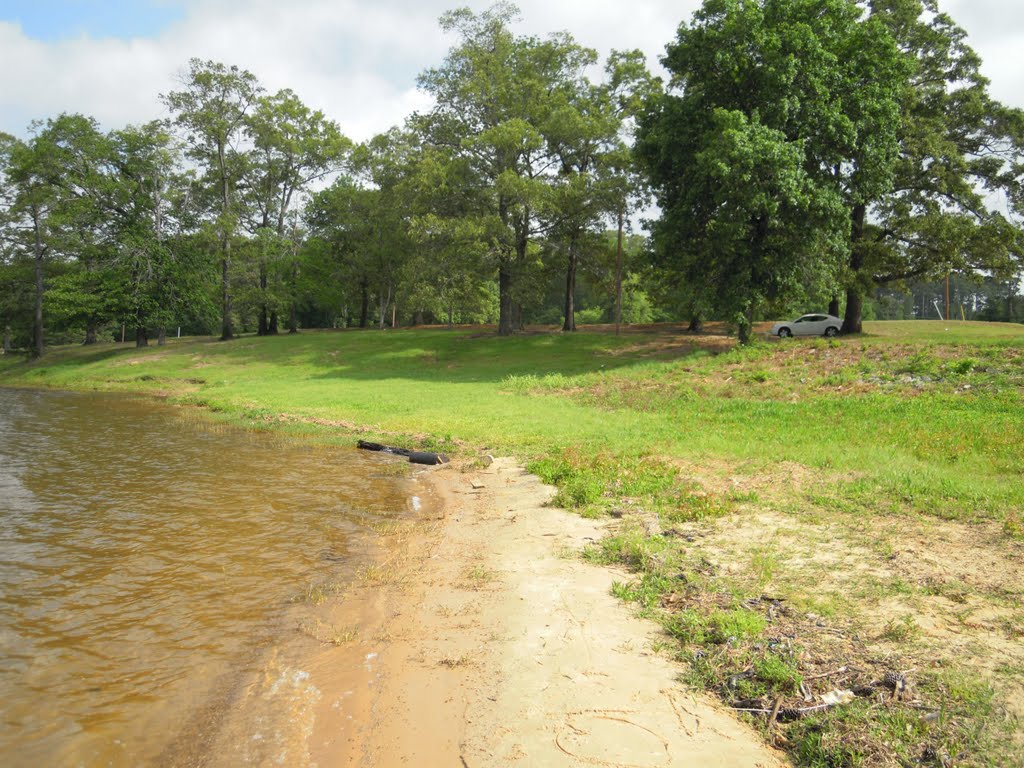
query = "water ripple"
xmin=0 ymin=388 xmax=411 ymax=766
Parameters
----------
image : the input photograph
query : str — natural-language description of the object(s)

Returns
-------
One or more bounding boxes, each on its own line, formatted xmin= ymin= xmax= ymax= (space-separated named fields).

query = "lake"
xmin=0 ymin=387 xmax=420 ymax=766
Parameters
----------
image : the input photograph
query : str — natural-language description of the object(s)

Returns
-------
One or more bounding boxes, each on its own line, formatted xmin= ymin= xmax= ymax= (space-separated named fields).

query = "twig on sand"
xmin=804 ymin=665 xmax=848 ymax=681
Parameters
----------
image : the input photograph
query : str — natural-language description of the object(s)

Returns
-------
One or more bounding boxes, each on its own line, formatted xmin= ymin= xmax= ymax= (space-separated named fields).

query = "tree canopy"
xmin=0 ymin=1 xmax=1020 ymax=356
xmin=637 ymin=0 xmax=911 ymax=342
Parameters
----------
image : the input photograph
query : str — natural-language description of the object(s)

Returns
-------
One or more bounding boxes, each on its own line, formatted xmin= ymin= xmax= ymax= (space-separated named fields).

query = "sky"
xmin=0 ymin=0 xmax=1021 ymax=142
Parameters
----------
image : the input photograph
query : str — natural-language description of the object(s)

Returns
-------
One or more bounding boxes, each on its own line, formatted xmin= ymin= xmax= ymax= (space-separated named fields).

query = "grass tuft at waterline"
xmin=3 ymin=319 xmax=1023 ymax=766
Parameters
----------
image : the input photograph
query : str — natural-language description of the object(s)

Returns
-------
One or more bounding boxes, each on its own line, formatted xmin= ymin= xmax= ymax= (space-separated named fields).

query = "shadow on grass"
xmin=200 ymin=327 xmax=716 ymax=385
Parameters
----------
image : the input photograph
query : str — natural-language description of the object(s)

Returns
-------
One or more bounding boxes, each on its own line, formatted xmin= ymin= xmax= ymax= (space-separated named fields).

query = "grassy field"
xmin=2 ymin=319 xmax=1022 ymax=766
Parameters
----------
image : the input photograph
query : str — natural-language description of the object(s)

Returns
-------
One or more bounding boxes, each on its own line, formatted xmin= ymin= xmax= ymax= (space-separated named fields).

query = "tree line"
xmin=2 ymin=0 xmax=1023 ymax=357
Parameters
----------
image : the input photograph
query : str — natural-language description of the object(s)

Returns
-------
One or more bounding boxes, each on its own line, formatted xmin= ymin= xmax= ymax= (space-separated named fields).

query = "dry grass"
xmin=591 ymin=459 xmax=1024 ymax=766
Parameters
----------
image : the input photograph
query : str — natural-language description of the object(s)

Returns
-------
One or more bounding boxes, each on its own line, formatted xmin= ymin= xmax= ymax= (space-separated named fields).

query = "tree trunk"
xmin=739 ymin=215 xmax=768 ymax=345
xmin=687 ymin=316 xmax=703 ymax=333
xmin=378 ymin=285 xmax=391 ymax=331
xmin=2 ymin=326 xmax=11 ymax=355
xmin=257 ymin=261 xmax=268 ymax=336
xmin=360 ymin=279 xmax=370 ymax=329
xmin=843 ymin=289 xmax=864 ymax=333
xmin=32 ymin=213 xmax=45 ymax=359
xmin=737 ymin=305 xmax=754 ymax=345
xmin=413 ymin=310 xmax=424 ymax=326
xmin=220 ymin=250 xmax=233 ymax=341
xmin=945 ymin=272 xmax=950 ymax=322
xmin=562 ymin=239 xmax=578 ymax=332
xmin=498 ymin=267 xmax=514 ymax=336
xmin=841 ymin=204 xmax=867 ymax=335
xmin=218 ymin=139 xmax=234 ymax=342
xmin=828 ymin=295 xmax=840 ymax=317
xmin=512 ymin=222 xmax=528 ymax=333
xmin=269 ymin=311 xmax=279 ymax=334
xmin=135 ymin=326 xmax=149 ymax=348
xmin=84 ymin=326 xmax=97 ymax=345
xmin=287 ymin=262 xmax=299 ymax=334
xmin=615 ymin=207 xmax=624 ymax=336
xmin=157 ymin=327 xmax=166 ymax=346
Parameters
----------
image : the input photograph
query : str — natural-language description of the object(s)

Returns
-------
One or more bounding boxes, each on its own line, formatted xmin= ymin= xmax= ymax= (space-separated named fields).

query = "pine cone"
xmin=883 ymin=671 xmax=906 ymax=690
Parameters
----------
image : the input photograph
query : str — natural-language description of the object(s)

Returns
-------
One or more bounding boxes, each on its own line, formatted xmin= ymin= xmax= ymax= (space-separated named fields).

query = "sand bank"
xmin=225 ymin=457 xmax=788 ymax=767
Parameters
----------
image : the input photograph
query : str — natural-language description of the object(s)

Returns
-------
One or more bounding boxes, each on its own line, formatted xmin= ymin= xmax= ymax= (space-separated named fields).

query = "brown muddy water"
xmin=0 ymin=387 xmax=425 ymax=767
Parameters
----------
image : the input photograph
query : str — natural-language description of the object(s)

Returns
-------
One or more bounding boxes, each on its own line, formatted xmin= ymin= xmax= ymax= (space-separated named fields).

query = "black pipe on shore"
xmin=357 ymin=440 xmax=449 ymax=466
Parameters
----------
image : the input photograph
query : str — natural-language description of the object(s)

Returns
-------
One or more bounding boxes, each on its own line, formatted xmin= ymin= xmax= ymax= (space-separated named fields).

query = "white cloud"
xmin=939 ymin=0 xmax=1024 ymax=106
xmin=0 ymin=1 xmax=1021 ymax=142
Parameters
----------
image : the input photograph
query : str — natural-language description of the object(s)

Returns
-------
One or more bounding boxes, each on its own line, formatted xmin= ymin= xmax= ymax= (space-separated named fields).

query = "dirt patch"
xmin=663 ymin=456 xmax=854 ymax=502
xmin=884 ymin=520 xmax=1024 ymax=598
xmin=662 ymin=489 xmax=1024 ymax=760
xmin=117 ymin=353 xmax=170 ymax=366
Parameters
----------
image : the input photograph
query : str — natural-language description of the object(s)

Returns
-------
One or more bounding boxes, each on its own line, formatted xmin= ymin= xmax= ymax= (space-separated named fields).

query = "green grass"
xmin=3 ymin=322 xmax=1021 ymax=524
xmin=862 ymin=319 xmax=1024 ymax=342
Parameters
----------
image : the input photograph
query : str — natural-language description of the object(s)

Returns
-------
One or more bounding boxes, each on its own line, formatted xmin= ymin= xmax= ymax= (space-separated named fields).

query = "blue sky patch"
xmin=0 ymin=1 xmax=184 ymax=41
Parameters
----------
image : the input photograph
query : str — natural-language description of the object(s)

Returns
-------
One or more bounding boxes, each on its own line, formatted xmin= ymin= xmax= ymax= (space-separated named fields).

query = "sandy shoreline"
xmin=192 ymin=456 xmax=787 ymax=767
xmin=245 ymin=456 xmax=782 ymax=768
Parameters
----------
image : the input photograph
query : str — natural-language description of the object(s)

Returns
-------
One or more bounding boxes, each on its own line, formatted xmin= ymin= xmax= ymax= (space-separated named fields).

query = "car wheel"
xmin=778 ymin=328 xmax=791 ymax=338
xmin=824 ymin=326 xmax=838 ymax=338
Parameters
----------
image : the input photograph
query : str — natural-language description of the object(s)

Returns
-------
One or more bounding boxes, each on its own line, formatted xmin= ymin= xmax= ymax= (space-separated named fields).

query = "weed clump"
xmin=529 ymin=448 xmax=733 ymax=521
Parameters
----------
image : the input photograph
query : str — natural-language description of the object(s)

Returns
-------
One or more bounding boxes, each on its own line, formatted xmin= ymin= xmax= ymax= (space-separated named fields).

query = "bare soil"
xmin=659 ymin=466 xmax=1024 ymax=758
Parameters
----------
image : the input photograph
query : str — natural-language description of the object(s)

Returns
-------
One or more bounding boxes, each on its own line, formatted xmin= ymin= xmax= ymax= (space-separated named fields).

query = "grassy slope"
xmin=3 ymin=319 xmax=1023 ymax=766
xmin=3 ymin=321 xmax=1022 ymax=520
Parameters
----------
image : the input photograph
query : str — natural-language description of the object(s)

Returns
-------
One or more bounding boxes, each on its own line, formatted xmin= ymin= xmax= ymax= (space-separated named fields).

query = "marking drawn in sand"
xmin=662 ymin=688 xmax=698 ymax=738
xmin=554 ymin=709 xmax=671 ymax=767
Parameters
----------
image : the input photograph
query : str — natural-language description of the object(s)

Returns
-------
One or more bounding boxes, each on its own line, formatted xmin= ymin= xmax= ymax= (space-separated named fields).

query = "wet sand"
xmin=225 ymin=457 xmax=788 ymax=767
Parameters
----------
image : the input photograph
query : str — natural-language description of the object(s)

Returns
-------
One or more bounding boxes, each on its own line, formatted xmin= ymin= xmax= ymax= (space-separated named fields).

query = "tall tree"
xmin=416 ymin=3 xmax=599 ymax=335
xmin=638 ymin=0 xmax=906 ymax=343
xmin=305 ymin=131 xmax=418 ymax=332
xmin=400 ymin=142 xmax=495 ymax=327
xmin=0 ymin=143 xmax=33 ymax=354
xmin=0 ymin=115 xmax=113 ymax=356
xmin=242 ymin=88 xmax=349 ymax=334
xmin=545 ymin=77 xmax=618 ymax=332
xmin=546 ymin=49 xmax=659 ymax=332
xmin=1 ymin=129 xmax=56 ymax=357
xmin=163 ymin=59 xmax=263 ymax=341
xmin=106 ymin=121 xmax=201 ymax=346
xmin=839 ymin=0 xmax=1024 ymax=332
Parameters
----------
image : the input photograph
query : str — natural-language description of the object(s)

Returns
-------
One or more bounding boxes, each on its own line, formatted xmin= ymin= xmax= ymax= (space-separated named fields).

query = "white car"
xmin=770 ymin=313 xmax=842 ymax=338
